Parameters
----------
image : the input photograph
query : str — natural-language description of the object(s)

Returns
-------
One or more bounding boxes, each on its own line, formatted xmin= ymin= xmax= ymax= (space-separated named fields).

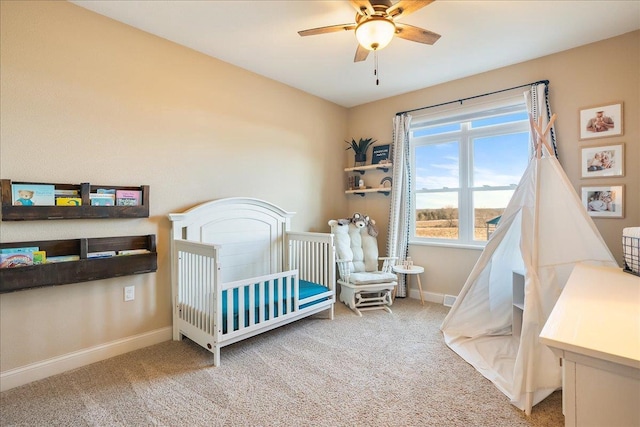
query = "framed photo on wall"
xmin=579 ymin=102 xmax=623 ymax=140
xmin=580 ymin=143 xmax=624 ymax=178
xmin=581 ymin=185 xmax=624 ymax=218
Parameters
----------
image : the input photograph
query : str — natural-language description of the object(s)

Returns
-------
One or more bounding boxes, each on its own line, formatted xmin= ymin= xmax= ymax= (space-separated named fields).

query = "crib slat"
xmin=268 ymin=279 xmax=275 ymax=320
xmin=248 ymin=282 xmax=255 ymax=328
xmin=279 ymin=278 xmax=285 ymax=317
xmin=258 ymin=280 xmax=265 ymax=324
xmin=226 ymin=287 xmax=233 ymax=333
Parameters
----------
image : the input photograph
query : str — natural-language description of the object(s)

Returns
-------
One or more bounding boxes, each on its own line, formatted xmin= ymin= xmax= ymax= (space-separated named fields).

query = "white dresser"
xmin=539 ymin=263 xmax=640 ymax=427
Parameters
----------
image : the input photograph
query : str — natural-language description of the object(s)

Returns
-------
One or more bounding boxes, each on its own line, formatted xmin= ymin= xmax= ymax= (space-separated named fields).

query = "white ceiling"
xmin=70 ymin=0 xmax=640 ymax=108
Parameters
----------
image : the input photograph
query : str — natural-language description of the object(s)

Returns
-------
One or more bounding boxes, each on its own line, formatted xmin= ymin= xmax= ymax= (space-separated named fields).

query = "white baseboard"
xmin=407 ymin=289 xmax=448 ymax=304
xmin=0 ymin=326 xmax=172 ymax=392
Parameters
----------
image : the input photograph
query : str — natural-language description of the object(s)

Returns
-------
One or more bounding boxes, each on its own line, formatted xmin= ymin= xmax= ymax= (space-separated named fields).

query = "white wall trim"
xmin=0 ymin=326 xmax=172 ymax=392
xmin=408 ymin=289 xmax=448 ymax=305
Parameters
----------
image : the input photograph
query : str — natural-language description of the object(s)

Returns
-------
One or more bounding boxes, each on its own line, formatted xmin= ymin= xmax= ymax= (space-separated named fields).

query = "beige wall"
xmin=1 ymin=0 xmax=637 ymax=381
xmin=347 ymin=31 xmax=639 ymax=298
xmin=0 ymin=1 xmax=347 ymax=372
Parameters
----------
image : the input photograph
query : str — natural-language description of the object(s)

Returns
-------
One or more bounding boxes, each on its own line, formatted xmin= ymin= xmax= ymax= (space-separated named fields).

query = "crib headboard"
xmin=169 ymin=198 xmax=294 ymax=282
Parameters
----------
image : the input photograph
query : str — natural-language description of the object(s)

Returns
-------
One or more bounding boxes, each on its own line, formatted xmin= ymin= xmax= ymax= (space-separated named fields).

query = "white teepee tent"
xmin=440 ymin=116 xmax=617 ymax=414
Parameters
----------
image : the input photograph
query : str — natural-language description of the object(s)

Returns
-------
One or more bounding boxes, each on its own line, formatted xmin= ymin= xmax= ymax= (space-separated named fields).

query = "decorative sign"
xmin=371 ymin=144 xmax=390 ymax=164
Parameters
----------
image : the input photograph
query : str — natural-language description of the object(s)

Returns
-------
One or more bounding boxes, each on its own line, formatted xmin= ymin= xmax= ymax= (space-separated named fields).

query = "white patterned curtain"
xmin=387 ymin=113 xmax=412 ymax=297
xmin=525 ymin=82 xmax=557 ymax=157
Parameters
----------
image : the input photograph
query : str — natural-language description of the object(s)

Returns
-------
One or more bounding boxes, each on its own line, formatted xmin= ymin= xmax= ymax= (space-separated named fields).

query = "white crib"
xmin=168 ymin=198 xmax=335 ymax=366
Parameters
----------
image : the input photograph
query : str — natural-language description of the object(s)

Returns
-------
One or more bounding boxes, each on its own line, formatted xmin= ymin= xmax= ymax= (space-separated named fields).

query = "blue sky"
xmin=413 ymin=112 xmax=530 ymax=209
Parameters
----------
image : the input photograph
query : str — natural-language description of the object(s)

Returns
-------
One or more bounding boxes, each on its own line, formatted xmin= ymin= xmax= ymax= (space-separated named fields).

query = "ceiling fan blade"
xmin=350 ymin=0 xmax=374 ymax=16
xmin=371 ymin=0 xmax=392 ymax=7
xmin=298 ymin=23 xmax=357 ymax=37
xmin=354 ymin=44 xmax=370 ymax=62
xmin=387 ymin=0 xmax=435 ymax=19
xmin=394 ymin=23 xmax=441 ymax=45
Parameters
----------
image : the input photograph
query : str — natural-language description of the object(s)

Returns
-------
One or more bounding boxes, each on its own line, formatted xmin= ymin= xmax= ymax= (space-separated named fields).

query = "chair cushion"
xmin=348 ymin=271 xmax=397 ymax=285
xmin=331 ymin=221 xmax=380 ymax=273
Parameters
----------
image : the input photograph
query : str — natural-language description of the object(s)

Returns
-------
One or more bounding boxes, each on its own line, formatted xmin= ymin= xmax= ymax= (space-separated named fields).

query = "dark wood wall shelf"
xmin=0 ymin=235 xmax=157 ymax=293
xmin=1 ymin=180 xmax=149 ymax=220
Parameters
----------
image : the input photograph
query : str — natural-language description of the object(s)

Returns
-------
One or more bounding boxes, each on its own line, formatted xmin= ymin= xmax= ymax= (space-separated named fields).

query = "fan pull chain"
xmin=374 ymin=50 xmax=380 ymax=86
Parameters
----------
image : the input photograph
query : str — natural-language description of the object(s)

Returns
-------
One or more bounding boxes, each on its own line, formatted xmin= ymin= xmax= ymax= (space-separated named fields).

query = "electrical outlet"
xmin=124 ymin=285 xmax=135 ymax=302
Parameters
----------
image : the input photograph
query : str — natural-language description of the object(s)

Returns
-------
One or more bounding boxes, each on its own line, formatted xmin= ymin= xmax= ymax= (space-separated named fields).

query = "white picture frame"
xmin=579 ymin=102 xmax=623 ymax=140
xmin=580 ymin=143 xmax=624 ymax=178
xmin=581 ymin=185 xmax=624 ymax=218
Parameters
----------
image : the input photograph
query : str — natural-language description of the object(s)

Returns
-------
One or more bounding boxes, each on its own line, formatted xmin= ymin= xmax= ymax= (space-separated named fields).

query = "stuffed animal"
xmin=349 ymin=212 xmax=367 ymax=228
xmin=366 ymin=218 xmax=379 ymax=238
xmin=349 ymin=212 xmax=378 ymax=237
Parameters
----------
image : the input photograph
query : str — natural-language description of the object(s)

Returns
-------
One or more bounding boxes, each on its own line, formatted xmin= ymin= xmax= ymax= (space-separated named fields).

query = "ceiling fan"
xmin=298 ymin=0 xmax=441 ymax=62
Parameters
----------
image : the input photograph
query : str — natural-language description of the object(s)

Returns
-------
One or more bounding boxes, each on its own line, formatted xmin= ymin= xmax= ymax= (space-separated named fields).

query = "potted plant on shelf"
xmin=346 ymin=137 xmax=377 ymax=166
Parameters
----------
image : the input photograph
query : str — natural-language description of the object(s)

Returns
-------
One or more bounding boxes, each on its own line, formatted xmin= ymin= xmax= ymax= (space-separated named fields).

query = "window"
xmin=411 ymin=98 xmax=530 ymax=247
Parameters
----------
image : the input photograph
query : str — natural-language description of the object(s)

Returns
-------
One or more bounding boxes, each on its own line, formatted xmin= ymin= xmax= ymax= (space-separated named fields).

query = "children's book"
xmin=117 ymin=249 xmax=150 ymax=256
xmin=116 ymin=190 xmax=141 ymax=206
xmin=87 ymin=251 xmax=116 ymax=259
xmin=90 ymin=193 xmax=115 ymax=206
xmin=11 ymin=184 xmax=55 ymax=206
xmin=33 ymin=251 xmax=46 ymax=264
xmin=47 ymin=255 xmax=80 ymax=263
xmin=56 ymin=197 xmax=82 ymax=206
xmin=0 ymin=252 xmax=33 ymax=268
xmin=54 ymin=189 xmax=79 ymax=197
xmin=0 ymin=247 xmax=39 ymax=254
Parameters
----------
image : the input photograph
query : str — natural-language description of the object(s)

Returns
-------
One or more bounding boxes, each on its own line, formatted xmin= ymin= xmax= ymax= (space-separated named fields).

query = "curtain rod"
xmin=396 ymin=79 xmax=549 ymax=116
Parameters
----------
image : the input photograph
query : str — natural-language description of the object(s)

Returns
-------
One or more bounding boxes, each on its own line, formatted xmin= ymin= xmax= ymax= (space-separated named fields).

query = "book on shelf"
xmin=0 ymin=247 xmax=39 ymax=254
xmin=117 ymin=249 xmax=151 ymax=256
xmin=0 ymin=247 xmax=39 ymax=268
xmin=90 ymin=193 xmax=115 ymax=206
xmin=11 ymin=183 xmax=55 ymax=206
xmin=33 ymin=250 xmax=46 ymax=264
xmin=347 ymin=175 xmax=362 ymax=190
xmin=56 ymin=197 xmax=82 ymax=206
xmin=54 ymin=189 xmax=79 ymax=197
xmin=0 ymin=253 xmax=33 ymax=268
xmin=47 ymin=255 xmax=80 ymax=263
xmin=97 ymin=188 xmax=116 ymax=195
xmin=115 ymin=189 xmax=141 ymax=206
xmin=87 ymin=251 xmax=117 ymax=259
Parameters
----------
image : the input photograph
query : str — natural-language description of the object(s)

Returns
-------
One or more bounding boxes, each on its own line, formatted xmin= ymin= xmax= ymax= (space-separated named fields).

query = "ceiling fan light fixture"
xmin=355 ymin=17 xmax=396 ymax=51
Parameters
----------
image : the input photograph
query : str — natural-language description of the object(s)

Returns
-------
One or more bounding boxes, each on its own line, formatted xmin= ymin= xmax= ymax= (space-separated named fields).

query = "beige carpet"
xmin=0 ymin=299 xmax=563 ymax=426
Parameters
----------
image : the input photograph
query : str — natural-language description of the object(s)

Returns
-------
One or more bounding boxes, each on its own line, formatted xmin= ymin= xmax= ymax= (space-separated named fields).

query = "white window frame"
xmin=409 ymin=96 xmax=529 ymax=249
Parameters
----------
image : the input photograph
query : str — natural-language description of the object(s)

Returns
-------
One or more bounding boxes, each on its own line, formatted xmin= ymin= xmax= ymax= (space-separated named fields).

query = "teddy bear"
xmin=348 ymin=212 xmax=378 ymax=236
xmin=15 ymin=189 xmax=35 ymax=206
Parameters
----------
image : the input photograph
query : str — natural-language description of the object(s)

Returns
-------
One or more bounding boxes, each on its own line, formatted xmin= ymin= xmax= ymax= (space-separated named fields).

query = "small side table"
xmin=392 ymin=265 xmax=425 ymax=305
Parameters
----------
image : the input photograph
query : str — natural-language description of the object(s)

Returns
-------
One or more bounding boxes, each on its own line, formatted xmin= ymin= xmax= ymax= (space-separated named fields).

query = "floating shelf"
xmin=1 ymin=180 xmax=149 ymax=220
xmin=0 ymin=235 xmax=157 ymax=293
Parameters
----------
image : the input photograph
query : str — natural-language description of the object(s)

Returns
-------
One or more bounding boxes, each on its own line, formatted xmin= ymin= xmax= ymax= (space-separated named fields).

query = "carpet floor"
xmin=0 ymin=299 xmax=563 ymax=426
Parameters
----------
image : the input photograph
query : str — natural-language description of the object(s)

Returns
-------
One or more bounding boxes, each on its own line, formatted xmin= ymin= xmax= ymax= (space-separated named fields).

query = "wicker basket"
xmin=622 ymin=234 xmax=639 ymax=277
